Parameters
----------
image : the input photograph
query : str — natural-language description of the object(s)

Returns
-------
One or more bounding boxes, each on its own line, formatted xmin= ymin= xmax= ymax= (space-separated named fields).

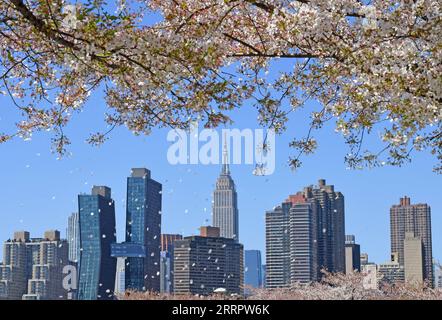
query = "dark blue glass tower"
xmin=125 ymin=168 xmax=162 ymax=292
xmin=245 ymin=250 xmax=263 ymax=288
xmin=77 ymin=186 xmax=116 ymax=300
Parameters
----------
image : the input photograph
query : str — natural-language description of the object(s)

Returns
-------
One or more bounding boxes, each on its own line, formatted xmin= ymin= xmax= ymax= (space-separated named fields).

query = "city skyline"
xmin=0 ymin=163 xmax=440 ymax=267
xmin=0 ymin=167 xmax=439 ymax=299
xmin=0 ymin=0 xmax=439 ymax=304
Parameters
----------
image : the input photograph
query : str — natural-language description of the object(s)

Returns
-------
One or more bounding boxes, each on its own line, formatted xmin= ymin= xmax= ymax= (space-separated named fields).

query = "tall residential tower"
xmin=0 ymin=231 xmax=69 ymax=300
xmin=265 ymin=179 xmax=345 ymax=288
xmin=23 ymin=230 xmax=69 ymax=300
xmin=0 ymin=232 xmax=30 ymax=299
xmin=390 ymin=196 xmax=433 ymax=284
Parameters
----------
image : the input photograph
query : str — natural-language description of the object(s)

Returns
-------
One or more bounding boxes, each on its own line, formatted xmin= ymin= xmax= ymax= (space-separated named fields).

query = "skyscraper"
xmin=110 ymin=242 xmax=146 ymax=294
xmin=0 ymin=232 xmax=29 ymax=299
xmin=265 ymin=179 xmax=345 ymax=288
xmin=265 ymin=203 xmax=290 ymax=288
xmin=1 ymin=231 xmax=69 ymax=300
xmin=23 ymin=230 xmax=69 ymax=300
xmin=390 ymin=196 xmax=433 ymax=284
xmin=173 ymin=227 xmax=243 ymax=295
xmin=212 ymin=141 xmax=239 ymax=242
xmin=288 ymin=196 xmax=319 ymax=284
xmin=404 ymin=232 xmax=424 ymax=285
xmin=125 ymin=168 xmax=162 ymax=292
xmin=304 ymin=179 xmax=345 ymax=273
xmin=345 ymin=235 xmax=361 ymax=274
xmin=77 ymin=186 xmax=117 ymax=300
xmin=160 ymin=234 xmax=182 ymax=293
xmin=244 ymin=250 xmax=263 ymax=288
xmin=266 ymin=179 xmax=345 ymax=288
xmin=67 ymin=212 xmax=80 ymax=263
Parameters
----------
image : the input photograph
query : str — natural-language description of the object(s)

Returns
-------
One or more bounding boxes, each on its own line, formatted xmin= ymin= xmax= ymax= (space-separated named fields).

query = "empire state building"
xmin=212 ymin=141 xmax=239 ymax=242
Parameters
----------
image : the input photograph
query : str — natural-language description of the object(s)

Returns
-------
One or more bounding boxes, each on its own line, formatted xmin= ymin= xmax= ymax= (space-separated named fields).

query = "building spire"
xmin=222 ymin=133 xmax=230 ymax=174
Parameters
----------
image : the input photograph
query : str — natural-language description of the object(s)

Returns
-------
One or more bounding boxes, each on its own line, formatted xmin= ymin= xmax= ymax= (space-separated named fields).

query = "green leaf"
xmin=7 ymin=51 xmax=15 ymax=63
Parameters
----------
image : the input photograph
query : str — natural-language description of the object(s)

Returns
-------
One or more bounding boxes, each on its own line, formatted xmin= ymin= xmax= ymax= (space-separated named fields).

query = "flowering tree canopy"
xmin=121 ymin=270 xmax=442 ymax=300
xmin=1 ymin=0 xmax=441 ymax=171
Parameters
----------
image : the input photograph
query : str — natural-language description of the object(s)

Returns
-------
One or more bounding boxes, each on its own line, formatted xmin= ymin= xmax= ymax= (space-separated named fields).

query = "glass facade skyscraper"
xmin=125 ymin=168 xmax=162 ymax=292
xmin=110 ymin=242 xmax=146 ymax=294
xmin=244 ymin=250 xmax=263 ymax=288
xmin=67 ymin=212 xmax=80 ymax=263
xmin=77 ymin=186 xmax=116 ymax=300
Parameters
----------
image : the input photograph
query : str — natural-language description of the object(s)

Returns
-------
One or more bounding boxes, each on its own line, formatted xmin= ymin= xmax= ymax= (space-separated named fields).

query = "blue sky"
xmin=0 ymin=80 xmax=440 ymax=265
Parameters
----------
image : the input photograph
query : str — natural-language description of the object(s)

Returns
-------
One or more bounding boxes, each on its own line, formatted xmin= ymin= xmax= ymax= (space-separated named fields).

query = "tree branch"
xmin=10 ymin=0 xmax=75 ymax=49
xmin=9 ymin=0 xmax=117 ymax=69
xmin=228 ymin=52 xmax=317 ymax=58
